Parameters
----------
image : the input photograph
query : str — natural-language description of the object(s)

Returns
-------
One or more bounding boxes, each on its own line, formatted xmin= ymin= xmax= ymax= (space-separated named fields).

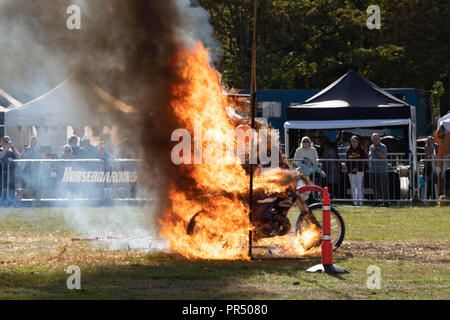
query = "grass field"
xmin=0 ymin=205 xmax=448 ymax=300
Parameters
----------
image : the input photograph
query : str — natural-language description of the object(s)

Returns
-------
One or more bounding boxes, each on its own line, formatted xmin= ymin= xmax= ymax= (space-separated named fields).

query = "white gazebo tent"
xmin=3 ymin=76 xmax=138 ymax=154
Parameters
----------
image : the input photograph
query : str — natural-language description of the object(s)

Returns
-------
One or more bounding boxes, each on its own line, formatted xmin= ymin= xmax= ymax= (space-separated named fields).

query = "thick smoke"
xmin=0 ymin=0 xmax=218 ymax=238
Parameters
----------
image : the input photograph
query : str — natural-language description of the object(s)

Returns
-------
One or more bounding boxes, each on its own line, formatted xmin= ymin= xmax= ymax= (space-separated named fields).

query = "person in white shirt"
xmin=294 ymin=136 xmax=318 ymax=168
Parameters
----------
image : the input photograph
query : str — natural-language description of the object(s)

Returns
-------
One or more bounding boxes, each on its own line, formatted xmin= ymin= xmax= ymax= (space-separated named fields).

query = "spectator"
xmin=443 ymin=145 xmax=450 ymax=196
xmin=22 ymin=137 xmax=42 ymax=159
xmin=361 ymin=137 xmax=370 ymax=153
xmin=99 ymin=133 xmax=116 ymax=162
xmin=78 ymin=136 xmax=99 ymax=159
xmin=345 ymin=136 xmax=368 ymax=206
xmin=319 ymin=136 xmax=331 ymax=155
xmin=68 ymin=136 xmax=80 ymax=158
xmin=296 ymin=157 xmax=326 ymax=180
xmin=294 ymin=136 xmax=318 ymax=168
xmin=369 ymin=133 xmax=389 ymax=206
xmin=435 ymin=123 xmax=450 ymax=195
xmin=60 ymin=145 xmax=75 ymax=159
xmin=0 ymin=136 xmax=21 ymax=203
xmin=321 ymin=141 xmax=339 ymax=199
xmin=424 ymin=136 xmax=438 ymax=200
xmin=21 ymin=137 xmax=43 ymax=197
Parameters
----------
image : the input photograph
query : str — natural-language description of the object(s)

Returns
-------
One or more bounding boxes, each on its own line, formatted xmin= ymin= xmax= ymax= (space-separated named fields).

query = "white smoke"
xmin=175 ymin=0 xmax=221 ymax=59
xmin=0 ymin=0 xmax=221 ymax=251
xmin=61 ymin=205 xmax=169 ymax=252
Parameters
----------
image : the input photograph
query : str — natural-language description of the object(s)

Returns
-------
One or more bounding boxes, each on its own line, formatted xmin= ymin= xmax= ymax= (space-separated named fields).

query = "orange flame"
xmin=159 ymin=42 xmax=322 ymax=260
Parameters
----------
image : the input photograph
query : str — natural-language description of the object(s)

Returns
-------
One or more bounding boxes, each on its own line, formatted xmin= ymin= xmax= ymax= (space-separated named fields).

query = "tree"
xmin=431 ymin=81 xmax=444 ymax=120
xmin=198 ymin=0 xmax=450 ymax=114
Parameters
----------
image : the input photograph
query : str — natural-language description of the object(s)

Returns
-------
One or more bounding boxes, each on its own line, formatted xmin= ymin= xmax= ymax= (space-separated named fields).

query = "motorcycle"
xmin=186 ymin=175 xmax=345 ymax=250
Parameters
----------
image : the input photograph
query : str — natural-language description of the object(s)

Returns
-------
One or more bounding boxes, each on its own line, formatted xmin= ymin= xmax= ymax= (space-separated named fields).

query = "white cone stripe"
xmin=323 ymin=235 xmax=331 ymax=241
xmin=322 ymin=206 xmax=331 ymax=211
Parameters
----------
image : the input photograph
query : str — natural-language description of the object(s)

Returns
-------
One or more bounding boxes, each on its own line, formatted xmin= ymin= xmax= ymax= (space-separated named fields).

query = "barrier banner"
xmin=107 ymin=161 xmax=139 ymax=199
xmin=51 ymin=160 xmax=106 ymax=200
xmin=12 ymin=160 xmax=140 ymax=201
xmin=60 ymin=161 xmax=107 ymax=185
xmin=58 ymin=160 xmax=139 ymax=200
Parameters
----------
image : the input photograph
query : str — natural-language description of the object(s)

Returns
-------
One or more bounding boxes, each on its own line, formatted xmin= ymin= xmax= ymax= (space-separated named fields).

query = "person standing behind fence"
xmin=435 ymin=123 xmax=450 ymax=195
xmin=369 ymin=133 xmax=389 ymax=206
xmin=99 ymin=133 xmax=116 ymax=162
xmin=60 ymin=145 xmax=75 ymax=159
xmin=321 ymin=141 xmax=339 ymax=199
xmin=21 ymin=137 xmax=43 ymax=198
xmin=294 ymin=136 xmax=318 ymax=167
xmin=424 ymin=136 xmax=438 ymax=200
xmin=361 ymin=137 xmax=370 ymax=154
xmin=78 ymin=136 xmax=99 ymax=159
xmin=294 ymin=137 xmax=319 ymax=186
xmin=68 ymin=136 xmax=80 ymax=158
xmin=0 ymin=136 xmax=21 ymax=204
xmin=346 ymin=136 xmax=368 ymax=206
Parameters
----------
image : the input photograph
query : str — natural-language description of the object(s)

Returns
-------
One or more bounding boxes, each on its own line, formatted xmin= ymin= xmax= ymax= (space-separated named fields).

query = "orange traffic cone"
xmin=307 ymin=187 xmax=349 ymax=274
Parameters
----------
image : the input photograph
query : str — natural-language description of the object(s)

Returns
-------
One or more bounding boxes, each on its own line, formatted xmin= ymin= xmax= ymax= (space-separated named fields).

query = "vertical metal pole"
xmin=0 ymin=111 xmax=4 ymax=137
xmin=248 ymin=0 xmax=258 ymax=260
xmin=249 ymin=91 xmax=256 ymax=259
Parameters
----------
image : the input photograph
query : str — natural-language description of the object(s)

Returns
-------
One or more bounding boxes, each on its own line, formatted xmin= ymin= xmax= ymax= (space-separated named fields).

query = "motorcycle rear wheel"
xmin=295 ymin=203 xmax=345 ymax=249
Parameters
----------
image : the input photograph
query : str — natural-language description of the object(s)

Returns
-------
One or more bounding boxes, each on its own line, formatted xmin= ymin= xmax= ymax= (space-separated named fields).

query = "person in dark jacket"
xmin=0 ymin=136 xmax=21 ymax=204
xmin=21 ymin=137 xmax=43 ymax=197
xmin=369 ymin=133 xmax=389 ymax=206
xmin=346 ymin=136 xmax=368 ymax=206
xmin=68 ymin=136 xmax=80 ymax=158
xmin=321 ymin=141 xmax=339 ymax=199
xmin=78 ymin=136 xmax=99 ymax=159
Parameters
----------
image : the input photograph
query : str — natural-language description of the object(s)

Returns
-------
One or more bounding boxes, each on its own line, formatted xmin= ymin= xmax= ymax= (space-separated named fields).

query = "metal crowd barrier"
xmin=3 ymin=157 xmax=449 ymax=206
xmin=5 ymin=159 xmax=151 ymax=205
xmin=417 ymin=158 xmax=450 ymax=205
xmin=291 ymin=158 xmax=415 ymax=206
xmin=337 ymin=152 xmax=407 ymax=160
xmin=108 ymin=159 xmax=150 ymax=201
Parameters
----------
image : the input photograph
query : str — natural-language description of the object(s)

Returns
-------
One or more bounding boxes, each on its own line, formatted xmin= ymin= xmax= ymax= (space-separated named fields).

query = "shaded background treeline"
xmin=198 ymin=0 xmax=450 ymax=115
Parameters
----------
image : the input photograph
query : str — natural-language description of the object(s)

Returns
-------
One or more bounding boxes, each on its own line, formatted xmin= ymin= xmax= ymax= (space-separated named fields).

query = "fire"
xmin=158 ymin=42 xmax=322 ymax=259
xmin=259 ymin=220 xmax=322 ymax=257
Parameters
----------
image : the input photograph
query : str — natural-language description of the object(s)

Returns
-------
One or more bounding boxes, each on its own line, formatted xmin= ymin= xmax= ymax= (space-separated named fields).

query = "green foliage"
xmin=198 ymin=0 xmax=450 ymax=112
xmin=431 ymin=81 xmax=444 ymax=118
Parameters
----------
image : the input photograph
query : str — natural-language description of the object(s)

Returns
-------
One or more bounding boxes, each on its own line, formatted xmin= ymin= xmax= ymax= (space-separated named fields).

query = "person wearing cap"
xmin=60 ymin=145 xmax=75 ymax=159
xmin=78 ymin=136 xmax=99 ymax=159
xmin=369 ymin=133 xmax=389 ymax=206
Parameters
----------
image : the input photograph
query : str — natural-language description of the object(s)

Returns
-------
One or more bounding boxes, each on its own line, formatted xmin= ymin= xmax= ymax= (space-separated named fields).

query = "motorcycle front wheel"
xmin=295 ymin=203 xmax=345 ymax=249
